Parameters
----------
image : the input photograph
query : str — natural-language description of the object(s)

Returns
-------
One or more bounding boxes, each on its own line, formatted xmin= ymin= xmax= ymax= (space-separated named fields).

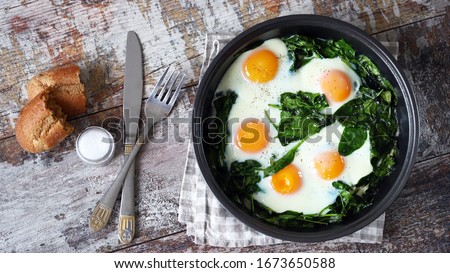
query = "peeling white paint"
xmin=392 ymin=1 xmax=400 ymax=17
xmin=380 ymin=9 xmax=390 ymax=23
xmin=6 ymin=108 xmax=18 ymax=129
xmin=364 ymin=6 xmax=377 ymax=31
xmin=279 ymin=0 xmax=315 ymax=15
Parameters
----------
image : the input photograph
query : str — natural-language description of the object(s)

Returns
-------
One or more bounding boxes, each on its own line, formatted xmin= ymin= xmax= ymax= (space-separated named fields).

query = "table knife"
xmin=118 ymin=31 xmax=144 ymax=244
xmin=89 ymin=31 xmax=143 ymax=240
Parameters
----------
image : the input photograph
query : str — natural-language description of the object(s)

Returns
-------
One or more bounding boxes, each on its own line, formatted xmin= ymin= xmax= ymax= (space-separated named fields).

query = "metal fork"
xmin=89 ymin=66 xmax=186 ymax=233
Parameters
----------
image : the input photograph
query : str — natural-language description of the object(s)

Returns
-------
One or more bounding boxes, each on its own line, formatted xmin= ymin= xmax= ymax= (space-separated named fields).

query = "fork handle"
xmin=89 ymin=122 xmax=153 ymax=231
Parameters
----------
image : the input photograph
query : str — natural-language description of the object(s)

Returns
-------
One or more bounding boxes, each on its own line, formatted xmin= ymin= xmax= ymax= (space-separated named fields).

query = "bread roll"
xmin=27 ymin=64 xmax=86 ymax=116
xmin=15 ymin=92 xmax=74 ymax=153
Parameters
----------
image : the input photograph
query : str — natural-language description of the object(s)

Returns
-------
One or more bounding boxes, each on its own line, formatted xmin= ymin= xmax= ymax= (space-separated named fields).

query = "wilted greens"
xmin=274 ymin=91 xmax=332 ymax=146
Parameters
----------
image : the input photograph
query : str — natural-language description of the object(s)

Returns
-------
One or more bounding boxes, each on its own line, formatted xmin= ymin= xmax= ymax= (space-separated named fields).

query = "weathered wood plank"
xmin=116 ymin=153 xmax=450 ymax=253
xmin=115 ymin=231 xmax=361 ymax=253
xmin=0 ymin=0 xmax=447 ymax=139
xmin=0 ymin=1 xmax=448 ymax=253
xmin=374 ymin=9 xmax=450 ymax=161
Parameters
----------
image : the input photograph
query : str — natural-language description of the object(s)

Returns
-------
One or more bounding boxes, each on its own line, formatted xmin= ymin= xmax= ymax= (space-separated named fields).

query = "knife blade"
xmin=118 ymin=31 xmax=144 ymax=244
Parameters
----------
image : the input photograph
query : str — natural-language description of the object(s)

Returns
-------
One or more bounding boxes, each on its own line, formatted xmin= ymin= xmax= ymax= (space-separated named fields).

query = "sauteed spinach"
xmin=207 ymin=35 xmax=398 ymax=229
xmin=273 ymin=91 xmax=332 ymax=146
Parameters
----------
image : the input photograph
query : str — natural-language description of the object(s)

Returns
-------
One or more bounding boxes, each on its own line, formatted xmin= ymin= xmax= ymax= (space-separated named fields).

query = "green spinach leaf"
xmin=211 ymin=91 xmax=237 ymax=166
xmin=274 ymin=91 xmax=331 ymax=146
xmin=316 ymin=38 xmax=356 ymax=63
xmin=282 ymin=35 xmax=322 ymax=71
xmin=284 ymin=35 xmax=357 ymax=72
xmin=338 ymin=126 xmax=368 ymax=156
xmin=279 ymin=91 xmax=329 ymax=113
xmin=263 ymin=141 xmax=302 ymax=177
xmin=228 ymin=160 xmax=262 ymax=195
xmin=330 ymin=181 xmax=370 ymax=217
xmin=356 ymin=55 xmax=397 ymax=103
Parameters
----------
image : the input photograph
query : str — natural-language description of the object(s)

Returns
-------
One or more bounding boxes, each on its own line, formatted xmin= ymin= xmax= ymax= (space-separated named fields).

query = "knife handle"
xmin=118 ymin=144 xmax=136 ymax=244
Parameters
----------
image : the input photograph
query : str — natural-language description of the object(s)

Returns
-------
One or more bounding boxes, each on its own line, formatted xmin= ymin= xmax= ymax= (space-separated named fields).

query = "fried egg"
xmin=216 ymin=38 xmax=294 ymax=126
xmin=219 ymin=38 xmax=297 ymax=165
xmin=294 ymin=58 xmax=361 ymax=113
xmin=253 ymin=122 xmax=373 ymax=214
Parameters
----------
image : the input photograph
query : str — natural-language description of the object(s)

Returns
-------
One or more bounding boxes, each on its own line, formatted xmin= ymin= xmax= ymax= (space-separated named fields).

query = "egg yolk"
xmin=271 ymin=164 xmax=302 ymax=194
xmin=235 ymin=120 xmax=268 ymax=153
xmin=314 ymin=151 xmax=345 ymax=180
xmin=320 ymin=70 xmax=351 ymax=102
xmin=242 ymin=49 xmax=279 ymax=83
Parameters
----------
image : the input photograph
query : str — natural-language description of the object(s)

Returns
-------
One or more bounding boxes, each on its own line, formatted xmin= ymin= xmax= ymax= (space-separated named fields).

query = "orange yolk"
xmin=242 ymin=49 xmax=279 ymax=83
xmin=320 ymin=70 xmax=352 ymax=102
xmin=271 ymin=164 xmax=302 ymax=194
xmin=235 ymin=120 xmax=268 ymax=153
xmin=314 ymin=151 xmax=345 ymax=180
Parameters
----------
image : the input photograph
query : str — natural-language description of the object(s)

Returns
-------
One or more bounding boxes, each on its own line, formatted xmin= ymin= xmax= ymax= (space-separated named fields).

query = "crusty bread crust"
xmin=15 ymin=92 xmax=74 ymax=153
xmin=27 ymin=64 xmax=86 ymax=116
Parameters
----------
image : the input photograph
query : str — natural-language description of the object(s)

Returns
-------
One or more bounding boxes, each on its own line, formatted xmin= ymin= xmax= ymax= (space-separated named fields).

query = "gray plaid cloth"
xmin=178 ymin=33 xmax=398 ymax=247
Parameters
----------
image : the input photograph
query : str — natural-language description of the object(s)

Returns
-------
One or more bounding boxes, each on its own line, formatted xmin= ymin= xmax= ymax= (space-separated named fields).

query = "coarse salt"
xmin=76 ymin=126 xmax=115 ymax=166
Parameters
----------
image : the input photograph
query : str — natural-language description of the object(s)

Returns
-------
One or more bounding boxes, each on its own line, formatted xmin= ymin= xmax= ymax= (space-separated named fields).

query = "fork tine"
xmin=162 ymin=70 xmax=180 ymax=104
xmin=149 ymin=66 xmax=170 ymax=98
xmin=156 ymin=69 xmax=176 ymax=100
xmin=168 ymin=73 xmax=186 ymax=107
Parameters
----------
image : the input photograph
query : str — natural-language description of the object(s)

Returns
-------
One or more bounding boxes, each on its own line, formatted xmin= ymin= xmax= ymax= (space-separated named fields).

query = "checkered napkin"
xmin=178 ymin=33 xmax=398 ymax=247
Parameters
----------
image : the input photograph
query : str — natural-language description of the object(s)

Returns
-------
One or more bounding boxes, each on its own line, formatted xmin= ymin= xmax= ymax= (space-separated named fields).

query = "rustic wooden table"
xmin=0 ymin=0 xmax=448 ymax=253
